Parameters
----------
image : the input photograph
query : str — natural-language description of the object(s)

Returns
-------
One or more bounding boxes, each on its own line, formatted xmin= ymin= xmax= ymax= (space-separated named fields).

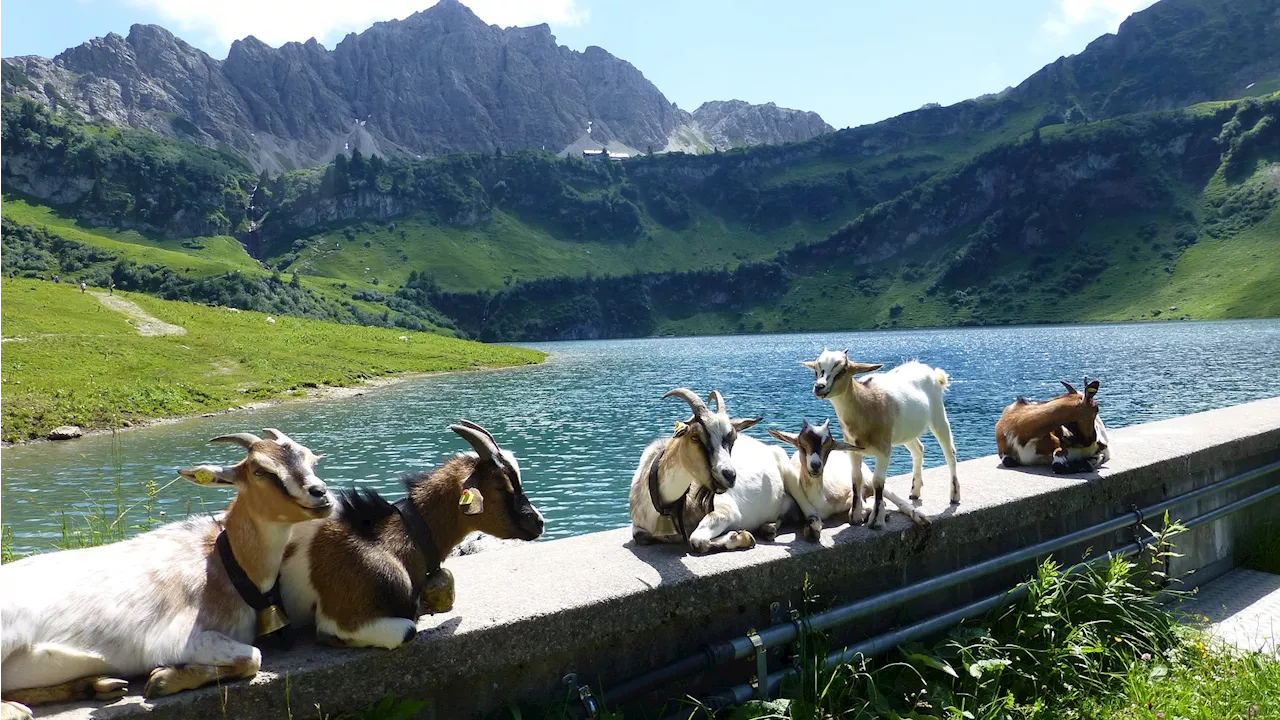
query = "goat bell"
xmin=252 ymin=602 xmax=290 ymax=640
xmin=421 ymin=568 xmax=456 ymax=614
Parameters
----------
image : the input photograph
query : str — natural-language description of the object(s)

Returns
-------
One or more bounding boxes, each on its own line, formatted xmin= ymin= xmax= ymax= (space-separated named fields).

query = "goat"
xmin=996 ymin=379 xmax=1109 ymax=473
xmin=279 ymin=421 xmax=545 ymax=649
xmin=769 ymin=420 xmax=929 ymax=539
xmin=803 ymin=350 xmax=959 ymax=529
xmin=629 ymin=389 xmax=794 ymax=553
xmin=1 ymin=430 xmax=331 ymax=720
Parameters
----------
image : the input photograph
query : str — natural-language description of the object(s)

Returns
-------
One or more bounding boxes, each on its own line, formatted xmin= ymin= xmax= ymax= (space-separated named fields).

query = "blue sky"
xmin=0 ymin=0 xmax=1157 ymax=129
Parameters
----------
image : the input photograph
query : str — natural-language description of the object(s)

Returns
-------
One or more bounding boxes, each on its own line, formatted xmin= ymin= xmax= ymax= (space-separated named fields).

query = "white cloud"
xmin=121 ymin=0 xmax=585 ymax=51
xmin=1042 ymin=0 xmax=1158 ymax=37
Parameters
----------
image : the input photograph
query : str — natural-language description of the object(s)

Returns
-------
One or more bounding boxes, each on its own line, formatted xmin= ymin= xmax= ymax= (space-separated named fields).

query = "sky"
xmin=0 ymin=0 xmax=1159 ymax=129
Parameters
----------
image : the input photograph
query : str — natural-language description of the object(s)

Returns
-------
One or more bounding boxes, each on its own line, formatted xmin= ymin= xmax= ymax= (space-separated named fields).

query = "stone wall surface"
xmin=36 ymin=396 xmax=1280 ymax=719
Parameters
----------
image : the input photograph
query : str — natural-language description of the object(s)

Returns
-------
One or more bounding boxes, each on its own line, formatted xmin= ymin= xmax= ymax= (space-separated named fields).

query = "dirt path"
xmin=93 ymin=292 xmax=187 ymax=336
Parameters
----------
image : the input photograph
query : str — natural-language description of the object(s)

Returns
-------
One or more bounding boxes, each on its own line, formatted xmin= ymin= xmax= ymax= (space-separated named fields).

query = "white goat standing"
xmin=770 ymin=419 xmax=930 ymax=538
xmin=803 ymin=350 xmax=959 ymax=529
xmin=0 ymin=430 xmax=332 ymax=720
xmin=630 ymin=389 xmax=795 ymax=553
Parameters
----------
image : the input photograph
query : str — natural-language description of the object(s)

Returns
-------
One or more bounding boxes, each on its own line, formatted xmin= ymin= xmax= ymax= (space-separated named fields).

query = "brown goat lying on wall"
xmin=996 ymin=379 xmax=1110 ymax=474
xmin=279 ymin=421 xmax=545 ymax=649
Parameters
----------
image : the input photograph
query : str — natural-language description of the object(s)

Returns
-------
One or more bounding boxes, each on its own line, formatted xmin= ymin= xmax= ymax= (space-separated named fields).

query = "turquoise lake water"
xmin=3 ymin=320 xmax=1279 ymax=553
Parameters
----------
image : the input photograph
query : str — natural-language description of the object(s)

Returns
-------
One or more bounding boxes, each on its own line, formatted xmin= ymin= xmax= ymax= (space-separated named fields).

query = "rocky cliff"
xmin=1 ymin=0 xmax=832 ymax=171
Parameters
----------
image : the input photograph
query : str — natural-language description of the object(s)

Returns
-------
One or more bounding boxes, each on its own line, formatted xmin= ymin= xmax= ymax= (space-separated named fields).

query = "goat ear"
xmin=672 ymin=420 xmax=691 ymax=438
xmin=832 ymin=439 xmax=864 ymax=452
xmin=732 ymin=416 xmax=763 ymax=432
xmin=846 ymin=362 xmax=883 ymax=375
xmin=1085 ymin=380 xmax=1100 ymax=401
xmin=799 ymin=360 xmax=819 ymax=371
xmin=767 ymin=428 xmax=799 ymax=447
xmin=1060 ymin=381 xmax=1079 ymax=395
xmin=178 ymin=464 xmax=236 ymax=487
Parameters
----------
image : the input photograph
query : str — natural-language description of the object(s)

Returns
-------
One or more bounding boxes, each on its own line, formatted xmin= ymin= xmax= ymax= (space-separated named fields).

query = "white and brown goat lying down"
xmin=1 ymin=430 xmax=332 ymax=720
xmin=996 ymin=379 xmax=1110 ymax=474
xmin=769 ymin=419 xmax=929 ymax=539
xmin=630 ymin=389 xmax=795 ymax=553
xmin=804 ymin=350 xmax=960 ymax=529
xmin=279 ymin=421 xmax=544 ymax=650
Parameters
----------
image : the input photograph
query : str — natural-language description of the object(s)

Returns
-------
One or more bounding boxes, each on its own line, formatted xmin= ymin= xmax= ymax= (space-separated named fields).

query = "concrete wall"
xmin=39 ymin=397 xmax=1280 ymax=720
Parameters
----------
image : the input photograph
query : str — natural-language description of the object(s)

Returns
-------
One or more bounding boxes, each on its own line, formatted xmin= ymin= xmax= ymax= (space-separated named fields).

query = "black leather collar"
xmin=215 ymin=530 xmax=292 ymax=648
xmin=394 ymin=497 xmax=442 ymax=574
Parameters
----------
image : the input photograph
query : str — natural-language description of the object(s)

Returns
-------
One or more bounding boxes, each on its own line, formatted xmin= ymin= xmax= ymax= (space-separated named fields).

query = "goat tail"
xmin=933 ymin=368 xmax=951 ymax=391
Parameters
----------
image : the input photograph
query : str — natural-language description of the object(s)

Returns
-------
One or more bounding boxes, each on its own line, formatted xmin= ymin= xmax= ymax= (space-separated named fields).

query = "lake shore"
xmin=0 ymin=362 xmax=542 ymax=449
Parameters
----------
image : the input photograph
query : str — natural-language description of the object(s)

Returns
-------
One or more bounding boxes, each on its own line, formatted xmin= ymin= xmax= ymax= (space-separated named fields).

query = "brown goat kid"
xmin=279 ymin=422 xmax=544 ymax=649
xmin=995 ymin=379 xmax=1109 ymax=474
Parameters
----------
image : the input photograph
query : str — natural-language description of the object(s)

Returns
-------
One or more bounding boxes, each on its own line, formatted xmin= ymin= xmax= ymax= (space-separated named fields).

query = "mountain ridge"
xmin=1 ymin=0 xmax=833 ymax=171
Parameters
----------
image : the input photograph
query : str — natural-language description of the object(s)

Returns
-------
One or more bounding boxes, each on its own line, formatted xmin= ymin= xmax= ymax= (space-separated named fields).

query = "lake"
xmin=3 ymin=320 xmax=1280 ymax=554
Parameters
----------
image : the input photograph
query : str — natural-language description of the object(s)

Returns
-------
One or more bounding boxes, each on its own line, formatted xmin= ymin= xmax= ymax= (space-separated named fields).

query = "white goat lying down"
xmin=1 ymin=430 xmax=332 ymax=720
xmin=630 ymin=388 xmax=795 ymax=553
xmin=279 ymin=421 xmax=545 ymax=649
xmin=769 ymin=419 xmax=929 ymax=539
xmin=803 ymin=350 xmax=960 ymax=529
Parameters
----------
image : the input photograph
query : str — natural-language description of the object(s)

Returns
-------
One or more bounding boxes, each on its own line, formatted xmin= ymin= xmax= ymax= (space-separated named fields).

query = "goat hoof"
xmin=733 ymin=531 xmax=756 ymax=550
xmin=92 ymin=677 xmax=129 ymax=701
xmin=144 ymin=667 xmax=177 ymax=698
xmin=908 ymin=493 xmax=920 ymax=501
xmin=1052 ymin=462 xmax=1071 ymax=475
xmin=1001 ymin=455 xmax=1020 ymax=468
xmin=757 ymin=522 xmax=780 ymax=542
xmin=1 ymin=701 xmax=34 ymax=720
xmin=803 ymin=522 xmax=822 ymax=542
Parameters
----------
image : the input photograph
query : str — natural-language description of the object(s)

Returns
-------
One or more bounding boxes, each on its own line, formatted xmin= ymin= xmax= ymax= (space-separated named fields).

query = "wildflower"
xmin=1249 ymin=706 xmax=1259 ymax=718
xmin=1114 ymin=636 xmax=1123 ymax=643
xmin=1157 ymin=713 xmax=1164 ymax=719
xmin=1141 ymin=653 xmax=1152 ymax=661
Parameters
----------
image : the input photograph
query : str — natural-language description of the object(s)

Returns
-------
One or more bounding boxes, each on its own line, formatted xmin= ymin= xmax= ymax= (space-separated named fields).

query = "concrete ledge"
xmin=38 ymin=397 xmax=1280 ymax=719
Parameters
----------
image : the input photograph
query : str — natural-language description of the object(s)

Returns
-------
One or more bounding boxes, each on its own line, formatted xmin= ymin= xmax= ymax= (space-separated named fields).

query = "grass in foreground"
xmin=0 ymin=278 xmax=544 ymax=442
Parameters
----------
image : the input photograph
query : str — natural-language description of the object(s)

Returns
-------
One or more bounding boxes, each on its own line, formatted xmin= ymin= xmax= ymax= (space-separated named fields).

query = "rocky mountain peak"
xmin=3 ymin=1 xmax=834 ymax=170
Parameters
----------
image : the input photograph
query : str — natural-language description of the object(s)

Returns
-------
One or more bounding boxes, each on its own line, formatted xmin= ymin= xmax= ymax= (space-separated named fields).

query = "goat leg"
xmin=882 ymin=489 xmax=930 ymax=526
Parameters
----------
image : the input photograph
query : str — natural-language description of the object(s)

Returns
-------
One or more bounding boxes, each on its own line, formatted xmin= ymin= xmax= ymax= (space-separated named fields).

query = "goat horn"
xmin=450 ymin=423 xmax=498 ymax=463
xmin=708 ymin=390 xmax=727 ymax=415
xmin=456 ymin=419 xmax=499 ymax=447
xmin=262 ymin=428 xmax=293 ymax=444
xmin=663 ymin=388 xmax=712 ymax=424
xmin=210 ymin=433 xmax=262 ymax=449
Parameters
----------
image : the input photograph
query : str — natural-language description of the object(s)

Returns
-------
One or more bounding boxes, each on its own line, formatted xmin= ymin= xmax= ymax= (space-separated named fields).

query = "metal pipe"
xmin=603 ymin=459 xmax=1280 ymax=706
xmin=702 ymin=477 xmax=1280 ymax=711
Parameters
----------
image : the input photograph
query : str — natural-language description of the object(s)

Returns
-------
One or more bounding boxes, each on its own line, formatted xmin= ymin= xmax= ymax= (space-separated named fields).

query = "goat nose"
xmin=307 ymin=485 xmax=328 ymax=498
xmin=721 ymin=467 xmax=737 ymax=484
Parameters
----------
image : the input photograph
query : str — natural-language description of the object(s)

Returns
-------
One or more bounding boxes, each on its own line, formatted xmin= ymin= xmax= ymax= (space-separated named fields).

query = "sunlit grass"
xmin=0 ymin=278 xmax=544 ymax=442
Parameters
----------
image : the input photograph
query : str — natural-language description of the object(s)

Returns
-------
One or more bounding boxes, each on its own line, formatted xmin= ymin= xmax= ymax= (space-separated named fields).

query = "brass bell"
xmin=257 ymin=604 xmax=291 ymax=637
xmin=421 ymin=568 xmax=456 ymax=614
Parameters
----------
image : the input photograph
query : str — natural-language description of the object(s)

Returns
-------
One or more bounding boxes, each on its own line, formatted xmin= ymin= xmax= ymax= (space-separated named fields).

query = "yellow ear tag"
xmin=459 ymin=488 xmax=478 ymax=506
xmin=674 ymin=421 xmax=687 ymax=434
xmin=195 ymin=468 xmax=216 ymax=485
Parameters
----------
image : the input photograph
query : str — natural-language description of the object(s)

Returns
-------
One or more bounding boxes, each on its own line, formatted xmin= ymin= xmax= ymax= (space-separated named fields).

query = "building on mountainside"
xmin=581 ymin=149 xmax=632 ymax=161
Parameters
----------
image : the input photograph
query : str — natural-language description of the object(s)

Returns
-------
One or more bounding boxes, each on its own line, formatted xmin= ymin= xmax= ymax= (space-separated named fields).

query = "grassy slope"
xmin=0 ymin=278 xmax=543 ymax=442
xmin=292 ymin=207 xmax=855 ymax=293
xmin=2 ymin=196 xmax=261 ymax=275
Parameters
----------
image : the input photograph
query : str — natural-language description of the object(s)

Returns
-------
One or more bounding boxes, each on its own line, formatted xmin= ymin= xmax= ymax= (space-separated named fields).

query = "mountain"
xmin=662 ymin=100 xmax=835 ymax=154
xmin=0 ymin=0 xmax=833 ymax=172
xmin=2 ymin=0 xmax=1278 ymax=342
